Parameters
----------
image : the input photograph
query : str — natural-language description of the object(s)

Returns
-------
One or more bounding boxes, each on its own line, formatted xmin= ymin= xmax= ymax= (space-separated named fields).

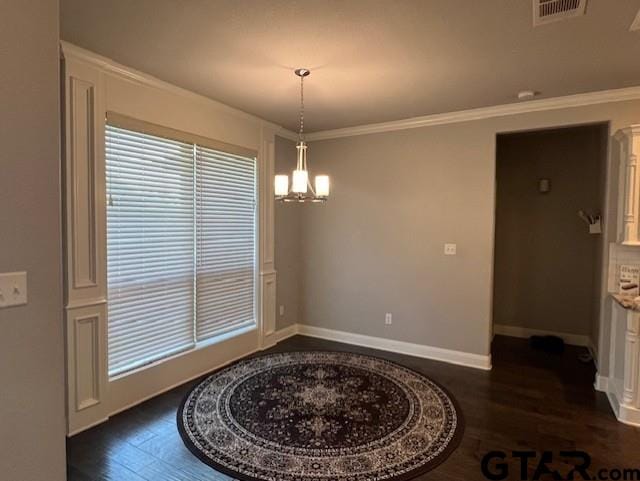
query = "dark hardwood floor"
xmin=67 ymin=335 xmax=640 ymax=481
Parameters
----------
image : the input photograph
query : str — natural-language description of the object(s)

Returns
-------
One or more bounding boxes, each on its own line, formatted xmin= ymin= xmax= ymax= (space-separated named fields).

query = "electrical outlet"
xmin=0 ymin=271 xmax=27 ymax=308
xmin=385 ymin=313 xmax=393 ymax=325
xmin=444 ymin=243 xmax=457 ymax=255
xmin=279 ymin=305 xmax=285 ymax=316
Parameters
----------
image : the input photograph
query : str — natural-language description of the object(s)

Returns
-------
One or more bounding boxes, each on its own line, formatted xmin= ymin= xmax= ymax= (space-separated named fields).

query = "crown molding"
xmin=60 ymin=41 xmax=640 ymax=143
xmin=276 ymin=129 xmax=299 ymax=141
xmin=60 ymin=41 xmax=297 ymax=139
xmin=305 ymin=86 xmax=640 ymax=141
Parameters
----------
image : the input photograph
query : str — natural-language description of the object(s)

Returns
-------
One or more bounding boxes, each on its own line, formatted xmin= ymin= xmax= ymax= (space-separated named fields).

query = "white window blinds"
xmin=106 ymin=126 xmax=195 ymax=376
xmin=196 ymin=146 xmax=256 ymax=341
xmin=105 ymin=121 xmax=257 ymax=377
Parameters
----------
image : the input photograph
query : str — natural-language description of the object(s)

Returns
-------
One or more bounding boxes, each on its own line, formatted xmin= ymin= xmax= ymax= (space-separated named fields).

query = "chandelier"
xmin=274 ymin=68 xmax=330 ymax=203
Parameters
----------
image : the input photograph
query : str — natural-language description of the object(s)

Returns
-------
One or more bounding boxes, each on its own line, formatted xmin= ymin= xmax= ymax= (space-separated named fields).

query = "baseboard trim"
xmin=594 ymin=375 xmax=640 ymax=426
xmin=67 ymin=345 xmax=261 ymax=437
xmin=263 ymin=324 xmax=299 ymax=348
xmin=68 ymin=322 xmax=494 ymax=435
xmin=617 ymin=404 xmax=640 ymax=426
xmin=607 ymin=389 xmax=621 ymax=418
xmin=493 ymin=324 xmax=590 ymax=347
xmin=109 ymin=345 xmax=263 ymax=423
xmin=259 ymin=325 xmax=640 ymax=426
xmin=67 ymin=416 xmax=110 ymax=437
xmin=587 ymin=338 xmax=599 ymax=368
xmin=594 ymin=374 xmax=609 ymax=392
xmin=295 ymin=324 xmax=492 ymax=370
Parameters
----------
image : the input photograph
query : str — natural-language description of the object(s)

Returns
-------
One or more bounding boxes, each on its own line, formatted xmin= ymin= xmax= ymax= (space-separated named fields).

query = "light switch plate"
xmin=444 ymin=243 xmax=457 ymax=255
xmin=0 ymin=271 xmax=27 ymax=308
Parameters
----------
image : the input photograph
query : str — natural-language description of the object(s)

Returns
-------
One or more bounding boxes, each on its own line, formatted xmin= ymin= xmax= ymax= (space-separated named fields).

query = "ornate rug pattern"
xmin=178 ymin=351 xmax=463 ymax=481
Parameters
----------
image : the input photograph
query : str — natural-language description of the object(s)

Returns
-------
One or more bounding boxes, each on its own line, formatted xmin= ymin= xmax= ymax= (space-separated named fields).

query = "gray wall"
xmin=0 ymin=1 xmax=66 ymax=480
xmin=291 ymin=99 xmax=640 ymax=361
xmin=301 ymin=124 xmax=496 ymax=355
xmin=275 ymin=136 xmax=302 ymax=329
xmin=493 ymin=125 xmax=607 ymax=337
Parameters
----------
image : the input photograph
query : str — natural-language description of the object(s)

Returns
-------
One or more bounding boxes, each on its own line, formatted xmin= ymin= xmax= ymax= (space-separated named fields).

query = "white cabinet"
xmin=615 ymin=125 xmax=640 ymax=245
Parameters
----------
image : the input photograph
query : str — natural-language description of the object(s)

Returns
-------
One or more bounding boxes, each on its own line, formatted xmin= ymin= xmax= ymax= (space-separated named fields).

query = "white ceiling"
xmin=61 ymin=0 xmax=640 ymax=132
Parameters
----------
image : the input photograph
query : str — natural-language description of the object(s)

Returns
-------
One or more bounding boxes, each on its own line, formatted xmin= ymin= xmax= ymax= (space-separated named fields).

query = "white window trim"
xmin=62 ymin=42 xmax=278 ymax=435
xmin=105 ymin=121 xmax=259 ymax=378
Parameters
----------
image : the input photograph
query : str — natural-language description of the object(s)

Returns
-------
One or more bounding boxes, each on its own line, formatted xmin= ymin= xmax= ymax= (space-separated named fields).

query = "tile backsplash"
xmin=608 ymin=242 xmax=640 ymax=293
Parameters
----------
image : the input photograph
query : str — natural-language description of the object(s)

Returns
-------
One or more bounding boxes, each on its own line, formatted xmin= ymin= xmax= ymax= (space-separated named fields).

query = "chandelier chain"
xmin=299 ymin=73 xmax=304 ymax=139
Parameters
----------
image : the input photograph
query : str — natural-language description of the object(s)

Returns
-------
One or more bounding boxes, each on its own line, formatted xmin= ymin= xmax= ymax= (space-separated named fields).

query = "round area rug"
xmin=178 ymin=351 xmax=463 ymax=481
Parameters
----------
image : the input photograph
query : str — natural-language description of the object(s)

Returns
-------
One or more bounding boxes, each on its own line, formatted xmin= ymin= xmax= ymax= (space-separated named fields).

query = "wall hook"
xmin=578 ymin=210 xmax=601 ymax=234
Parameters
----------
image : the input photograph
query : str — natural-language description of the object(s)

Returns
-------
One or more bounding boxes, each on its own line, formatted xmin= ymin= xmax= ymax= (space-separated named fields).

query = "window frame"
xmin=105 ymin=113 xmax=259 ymax=379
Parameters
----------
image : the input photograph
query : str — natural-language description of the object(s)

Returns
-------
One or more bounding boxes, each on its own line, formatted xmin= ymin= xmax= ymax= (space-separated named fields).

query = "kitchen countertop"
xmin=611 ymin=293 xmax=640 ymax=311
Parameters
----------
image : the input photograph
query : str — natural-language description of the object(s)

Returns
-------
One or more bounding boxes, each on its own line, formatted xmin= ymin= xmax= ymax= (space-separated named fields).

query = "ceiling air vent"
xmin=533 ymin=0 xmax=587 ymax=26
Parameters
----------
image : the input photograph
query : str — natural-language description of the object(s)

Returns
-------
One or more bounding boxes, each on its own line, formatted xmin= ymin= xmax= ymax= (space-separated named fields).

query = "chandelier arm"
xmin=307 ymin=177 xmax=317 ymax=196
xmin=302 ymin=145 xmax=307 ymax=171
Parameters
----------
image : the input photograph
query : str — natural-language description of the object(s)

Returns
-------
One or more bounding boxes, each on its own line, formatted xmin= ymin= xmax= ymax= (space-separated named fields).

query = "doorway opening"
xmin=492 ymin=123 xmax=609 ymax=376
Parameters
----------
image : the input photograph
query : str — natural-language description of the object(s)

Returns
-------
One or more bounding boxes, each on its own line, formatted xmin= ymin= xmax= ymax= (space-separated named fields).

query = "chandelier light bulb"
xmin=274 ymin=175 xmax=289 ymax=196
xmin=315 ymin=175 xmax=330 ymax=197
xmin=292 ymin=170 xmax=308 ymax=193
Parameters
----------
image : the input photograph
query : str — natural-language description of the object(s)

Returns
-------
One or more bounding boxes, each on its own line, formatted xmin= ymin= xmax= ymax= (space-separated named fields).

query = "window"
xmin=195 ymin=145 xmax=257 ymax=341
xmin=106 ymin=121 xmax=256 ymax=377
